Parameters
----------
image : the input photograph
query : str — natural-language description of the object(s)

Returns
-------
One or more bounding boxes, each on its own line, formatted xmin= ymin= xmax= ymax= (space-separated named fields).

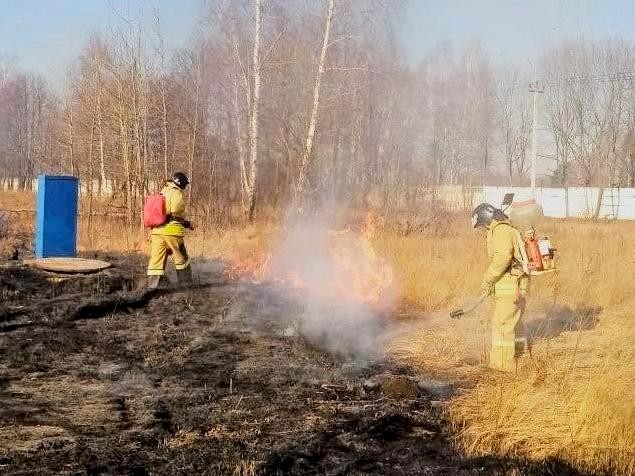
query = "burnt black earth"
xmin=0 ymin=258 xmax=591 ymax=476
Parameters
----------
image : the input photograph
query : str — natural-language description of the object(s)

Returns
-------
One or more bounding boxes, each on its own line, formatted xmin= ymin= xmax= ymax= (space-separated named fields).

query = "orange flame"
xmin=224 ymin=251 xmax=271 ymax=282
xmin=225 ymin=221 xmax=393 ymax=309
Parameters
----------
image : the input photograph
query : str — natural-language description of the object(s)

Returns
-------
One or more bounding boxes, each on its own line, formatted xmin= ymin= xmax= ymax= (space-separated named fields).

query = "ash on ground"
xmin=0 ymin=258 xmax=589 ymax=476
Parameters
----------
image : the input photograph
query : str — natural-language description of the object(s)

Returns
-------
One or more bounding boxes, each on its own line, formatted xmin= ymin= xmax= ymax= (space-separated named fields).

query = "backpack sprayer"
xmin=449 ymin=193 xmax=557 ymax=319
xmin=504 ymin=193 xmax=557 ymax=275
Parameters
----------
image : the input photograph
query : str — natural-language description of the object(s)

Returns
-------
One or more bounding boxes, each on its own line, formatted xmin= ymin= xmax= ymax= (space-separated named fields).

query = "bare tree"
xmin=297 ymin=0 xmax=335 ymax=196
xmin=4 ymin=2 xmax=635 ymax=226
xmin=496 ymin=69 xmax=530 ymax=185
xmin=247 ymin=0 xmax=263 ymax=221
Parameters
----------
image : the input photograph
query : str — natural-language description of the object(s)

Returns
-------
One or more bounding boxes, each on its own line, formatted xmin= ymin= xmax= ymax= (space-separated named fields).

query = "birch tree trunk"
xmin=247 ymin=0 xmax=262 ymax=221
xmin=66 ymin=100 xmax=76 ymax=176
xmin=87 ymin=114 xmax=95 ymax=242
xmin=188 ymin=69 xmax=200 ymax=206
xmin=96 ymin=85 xmax=106 ymax=194
xmin=296 ymin=0 xmax=335 ymax=196
xmin=233 ymin=75 xmax=248 ymax=207
xmin=161 ymin=79 xmax=169 ymax=180
xmin=133 ymin=70 xmax=143 ymax=212
xmin=117 ymin=81 xmax=133 ymax=225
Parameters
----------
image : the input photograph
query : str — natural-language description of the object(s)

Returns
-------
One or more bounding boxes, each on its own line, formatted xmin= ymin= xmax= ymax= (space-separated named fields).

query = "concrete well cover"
xmin=24 ymin=257 xmax=112 ymax=274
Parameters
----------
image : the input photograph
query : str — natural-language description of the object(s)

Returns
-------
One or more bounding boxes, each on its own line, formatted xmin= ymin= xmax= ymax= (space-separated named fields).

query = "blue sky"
xmin=402 ymin=0 xmax=635 ymax=67
xmin=0 ymin=0 xmax=201 ymax=81
xmin=1 ymin=0 xmax=635 ymax=84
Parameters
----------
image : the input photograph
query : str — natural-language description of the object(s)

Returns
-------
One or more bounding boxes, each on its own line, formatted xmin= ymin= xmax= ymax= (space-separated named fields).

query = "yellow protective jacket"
xmin=483 ymin=219 xmax=528 ymax=296
xmin=151 ymin=182 xmax=187 ymax=237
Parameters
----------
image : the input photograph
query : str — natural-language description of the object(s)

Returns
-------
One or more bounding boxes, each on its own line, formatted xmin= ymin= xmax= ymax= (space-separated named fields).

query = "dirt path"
xmin=0 ymin=262 xmax=588 ymax=476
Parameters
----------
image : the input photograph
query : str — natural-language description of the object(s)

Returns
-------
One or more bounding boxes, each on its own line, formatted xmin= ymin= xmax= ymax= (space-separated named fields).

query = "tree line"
xmin=1 ymin=0 xmax=635 ymax=224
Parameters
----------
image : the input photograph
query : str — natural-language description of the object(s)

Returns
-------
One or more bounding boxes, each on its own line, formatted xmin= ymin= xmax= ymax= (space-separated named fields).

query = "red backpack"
xmin=143 ymin=193 xmax=167 ymax=228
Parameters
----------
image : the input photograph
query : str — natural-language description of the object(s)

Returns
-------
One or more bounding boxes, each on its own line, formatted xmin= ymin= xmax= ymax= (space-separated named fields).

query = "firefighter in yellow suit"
xmin=472 ymin=203 xmax=529 ymax=372
xmin=147 ymin=172 xmax=193 ymax=288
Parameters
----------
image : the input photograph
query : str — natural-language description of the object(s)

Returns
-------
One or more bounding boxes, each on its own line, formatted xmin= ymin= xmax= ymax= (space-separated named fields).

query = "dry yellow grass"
xmin=0 ymin=190 xmax=35 ymax=211
xmin=186 ymin=222 xmax=279 ymax=263
xmin=446 ymin=313 xmax=635 ymax=475
xmin=2 ymin=190 xmax=633 ymax=473
xmin=379 ymin=218 xmax=635 ymax=475
xmin=373 ymin=230 xmax=484 ymax=311
xmin=207 ymin=213 xmax=634 ymax=476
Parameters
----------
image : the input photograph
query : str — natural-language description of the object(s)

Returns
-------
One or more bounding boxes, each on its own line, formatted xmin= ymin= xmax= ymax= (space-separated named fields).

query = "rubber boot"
xmin=147 ymin=275 xmax=167 ymax=289
xmin=489 ymin=344 xmax=517 ymax=372
xmin=176 ymin=267 xmax=192 ymax=285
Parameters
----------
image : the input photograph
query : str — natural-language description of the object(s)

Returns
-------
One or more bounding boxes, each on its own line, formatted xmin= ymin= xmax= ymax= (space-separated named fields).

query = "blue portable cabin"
xmin=35 ymin=175 xmax=79 ymax=258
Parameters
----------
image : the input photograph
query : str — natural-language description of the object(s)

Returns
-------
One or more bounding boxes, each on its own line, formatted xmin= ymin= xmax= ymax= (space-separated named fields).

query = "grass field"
xmin=156 ymin=217 xmax=634 ymax=475
xmin=380 ymin=217 xmax=635 ymax=476
xmin=1 ymin=190 xmax=633 ymax=475
xmin=203 ymin=214 xmax=635 ymax=475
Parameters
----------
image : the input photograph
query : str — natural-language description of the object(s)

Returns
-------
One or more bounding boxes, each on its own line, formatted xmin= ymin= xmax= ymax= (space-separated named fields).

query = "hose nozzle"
xmin=448 ymin=292 xmax=489 ymax=319
xmin=449 ymin=309 xmax=465 ymax=319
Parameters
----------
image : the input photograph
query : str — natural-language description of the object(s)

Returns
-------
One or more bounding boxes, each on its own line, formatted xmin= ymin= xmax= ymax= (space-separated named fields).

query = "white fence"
xmin=0 ymin=178 xmax=162 ymax=196
xmin=482 ymin=187 xmax=635 ymax=220
xmin=0 ymin=178 xmax=34 ymax=191
xmin=430 ymin=185 xmax=635 ymax=220
xmin=1 ymin=178 xmax=119 ymax=195
xmin=3 ymin=177 xmax=635 ymax=220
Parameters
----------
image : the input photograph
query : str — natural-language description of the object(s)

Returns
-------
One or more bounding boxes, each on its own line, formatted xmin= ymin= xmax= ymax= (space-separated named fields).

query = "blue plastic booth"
xmin=35 ymin=175 xmax=79 ymax=258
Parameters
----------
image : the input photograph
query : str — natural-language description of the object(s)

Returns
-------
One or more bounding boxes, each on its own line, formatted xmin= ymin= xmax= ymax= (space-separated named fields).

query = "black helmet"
xmin=171 ymin=172 xmax=189 ymax=189
xmin=471 ymin=203 xmax=506 ymax=228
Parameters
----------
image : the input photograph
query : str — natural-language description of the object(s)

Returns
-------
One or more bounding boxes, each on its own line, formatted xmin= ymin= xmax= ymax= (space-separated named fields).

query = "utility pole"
xmin=529 ymin=81 xmax=544 ymax=196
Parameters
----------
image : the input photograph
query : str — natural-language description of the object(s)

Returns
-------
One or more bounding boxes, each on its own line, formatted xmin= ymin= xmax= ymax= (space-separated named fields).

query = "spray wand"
xmin=449 ymin=292 xmax=489 ymax=319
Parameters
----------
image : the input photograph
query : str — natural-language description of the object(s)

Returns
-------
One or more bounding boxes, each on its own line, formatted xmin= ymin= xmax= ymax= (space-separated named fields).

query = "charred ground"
xmin=0 ymin=258 xmax=589 ymax=476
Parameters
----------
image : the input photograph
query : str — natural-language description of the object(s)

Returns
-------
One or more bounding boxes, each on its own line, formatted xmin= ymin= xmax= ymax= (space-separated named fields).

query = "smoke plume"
xmin=267 ymin=209 xmax=397 ymax=362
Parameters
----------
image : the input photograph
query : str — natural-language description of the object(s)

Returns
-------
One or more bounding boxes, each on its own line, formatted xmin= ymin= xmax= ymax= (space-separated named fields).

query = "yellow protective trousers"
xmin=489 ymin=274 xmax=529 ymax=372
xmin=147 ymin=235 xmax=190 ymax=276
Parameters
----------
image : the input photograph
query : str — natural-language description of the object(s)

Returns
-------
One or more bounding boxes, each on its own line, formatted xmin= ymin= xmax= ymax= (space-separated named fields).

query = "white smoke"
xmin=267 ymin=209 xmax=397 ymax=362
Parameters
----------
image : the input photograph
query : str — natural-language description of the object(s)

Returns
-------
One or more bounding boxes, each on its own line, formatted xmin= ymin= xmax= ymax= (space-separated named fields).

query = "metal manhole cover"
xmin=23 ymin=258 xmax=112 ymax=274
